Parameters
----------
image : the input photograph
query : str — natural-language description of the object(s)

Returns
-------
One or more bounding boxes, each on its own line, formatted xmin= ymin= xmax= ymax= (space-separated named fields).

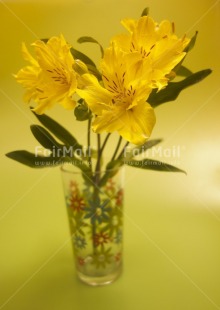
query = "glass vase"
xmin=61 ymin=164 xmax=124 ymax=286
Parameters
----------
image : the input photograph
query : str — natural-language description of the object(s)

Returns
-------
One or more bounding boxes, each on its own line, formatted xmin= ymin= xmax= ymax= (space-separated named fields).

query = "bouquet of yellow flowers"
xmin=6 ymin=8 xmax=210 ymax=172
xmin=6 ymin=8 xmax=211 ymax=285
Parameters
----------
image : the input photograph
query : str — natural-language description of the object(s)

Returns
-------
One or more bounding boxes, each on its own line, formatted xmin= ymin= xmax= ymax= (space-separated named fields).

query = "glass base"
xmin=77 ymin=264 xmax=122 ymax=286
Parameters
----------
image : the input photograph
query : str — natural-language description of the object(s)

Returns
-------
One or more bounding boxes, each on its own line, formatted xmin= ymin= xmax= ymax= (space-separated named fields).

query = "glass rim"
xmin=60 ymin=163 xmax=124 ymax=175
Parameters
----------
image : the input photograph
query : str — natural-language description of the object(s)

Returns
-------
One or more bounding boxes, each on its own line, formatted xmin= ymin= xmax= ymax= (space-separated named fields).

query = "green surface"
xmin=1 ymin=0 xmax=220 ymax=309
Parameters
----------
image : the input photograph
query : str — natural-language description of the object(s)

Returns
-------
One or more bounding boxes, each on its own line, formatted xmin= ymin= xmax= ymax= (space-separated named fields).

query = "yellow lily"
xmin=112 ymin=16 xmax=190 ymax=89
xmin=77 ymin=45 xmax=156 ymax=145
xmin=15 ymin=34 xmax=78 ymax=114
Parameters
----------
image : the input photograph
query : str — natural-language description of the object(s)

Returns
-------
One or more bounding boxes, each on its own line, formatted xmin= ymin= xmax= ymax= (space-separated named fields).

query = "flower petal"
xmin=111 ymin=15 xmax=190 ymax=90
xmin=77 ymin=74 xmax=112 ymax=115
xmin=16 ymin=35 xmax=78 ymax=114
xmin=121 ymin=18 xmax=137 ymax=33
xmin=118 ymin=102 xmax=156 ymax=144
xmin=92 ymin=101 xmax=156 ymax=145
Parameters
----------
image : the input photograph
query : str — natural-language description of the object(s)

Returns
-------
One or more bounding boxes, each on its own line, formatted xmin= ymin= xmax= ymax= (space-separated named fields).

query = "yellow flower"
xmin=15 ymin=34 xmax=78 ymax=114
xmin=112 ymin=16 xmax=190 ymax=89
xmin=77 ymin=45 xmax=156 ymax=145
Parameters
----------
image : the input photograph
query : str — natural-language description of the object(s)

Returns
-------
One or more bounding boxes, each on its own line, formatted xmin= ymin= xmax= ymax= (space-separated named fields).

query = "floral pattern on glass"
xmin=66 ymin=177 xmax=123 ymax=274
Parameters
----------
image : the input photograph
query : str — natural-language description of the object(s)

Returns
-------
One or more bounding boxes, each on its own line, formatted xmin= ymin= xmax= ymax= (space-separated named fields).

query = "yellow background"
xmin=1 ymin=0 xmax=220 ymax=309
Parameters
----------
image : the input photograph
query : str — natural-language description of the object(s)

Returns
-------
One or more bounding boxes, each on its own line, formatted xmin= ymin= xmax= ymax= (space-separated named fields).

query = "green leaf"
xmin=185 ymin=31 xmax=198 ymax=53
xmin=141 ymin=7 xmax=149 ymax=16
xmin=30 ymin=125 xmax=63 ymax=150
xmin=176 ymin=65 xmax=193 ymax=77
xmin=31 ymin=110 xmax=82 ymax=150
xmin=31 ymin=111 xmax=93 ymax=177
xmin=74 ymin=100 xmax=91 ymax=121
xmin=5 ymin=150 xmax=66 ymax=168
xmin=125 ymin=158 xmax=186 ymax=174
xmin=124 ymin=139 xmax=163 ymax=160
xmin=86 ymin=64 xmax=102 ymax=80
xmin=41 ymin=38 xmax=49 ymax=43
xmin=70 ymin=47 xmax=96 ymax=67
xmin=173 ymin=32 xmax=198 ymax=74
xmin=148 ymin=69 xmax=212 ymax=107
xmin=77 ymin=36 xmax=104 ymax=58
xmin=5 ymin=150 xmax=93 ymax=178
xmin=106 ymin=159 xmax=124 ymax=171
xmin=71 ymin=47 xmax=102 ymax=79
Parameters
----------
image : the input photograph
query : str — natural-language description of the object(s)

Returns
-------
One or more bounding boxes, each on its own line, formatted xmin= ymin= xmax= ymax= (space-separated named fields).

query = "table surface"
xmin=1 ymin=1 xmax=220 ymax=309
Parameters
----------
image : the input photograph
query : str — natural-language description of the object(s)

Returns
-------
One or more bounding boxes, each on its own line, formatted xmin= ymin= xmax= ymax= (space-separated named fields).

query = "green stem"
xmin=111 ymin=136 xmax=122 ymax=162
xmin=101 ymin=133 xmax=111 ymax=154
xmin=91 ymin=134 xmax=101 ymax=255
xmin=95 ymin=134 xmax=101 ymax=176
xmin=116 ymin=141 xmax=130 ymax=160
xmin=98 ymin=139 xmax=129 ymax=188
xmin=91 ymin=133 xmax=111 ymax=255
xmin=87 ymin=117 xmax=92 ymax=170
xmin=94 ymin=133 xmax=111 ymax=176
xmin=92 ymin=187 xmax=98 ymax=254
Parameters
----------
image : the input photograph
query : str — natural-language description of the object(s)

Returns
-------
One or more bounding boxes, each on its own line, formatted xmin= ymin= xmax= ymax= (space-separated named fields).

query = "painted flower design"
xmin=69 ymin=194 xmax=85 ymax=212
xmin=101 ymin=186 xmax=123 ymax=235
xmin=115 ymin=252 xmax=122 ymax=262
xmin=77 ymin=257 xmax=85 ymax=266
xmin=15 ymin=34 xmax=80 ymax=114
xmin=84 ymin=197 xmax=111 ymax=224
xmin=93 ymin=232 xmax=111 ymax=247
xmin=67 ymin=181 xmax=85 ymax=212
xmin=105 ymin=178 xmax=116 ymax=194
xmin=91 ymin=247 xmax=113 ymax=268
xmin=70 ymin=181 xmax=79 ymax=192
xmin=69 ymin=212 xmax=87 ymax=236
xmin=115 ymin=188 xmax=124 ymax=206
xmin=74 ymin=234 xmax=87 ymax=249
xmin=102 ymin=210 xmax=123 ymax=237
